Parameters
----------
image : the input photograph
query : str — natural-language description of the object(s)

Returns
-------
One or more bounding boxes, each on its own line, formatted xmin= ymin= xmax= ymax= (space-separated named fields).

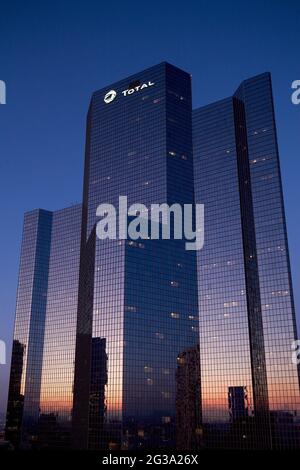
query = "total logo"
xmin=103 ymin=81 xmax=155 ymax=104
xmin=104 ymin=89 xmax=117 ymax=104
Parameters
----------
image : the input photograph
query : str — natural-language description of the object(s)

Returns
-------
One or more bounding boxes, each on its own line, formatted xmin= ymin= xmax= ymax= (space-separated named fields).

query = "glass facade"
xmin=6 ymin=64 xmax=299 ymax=452
xmin=5 ymin=209 xmax=52 ymax=448
xmin=38 ymin=204 xmax=82 ymax=448
xmin=193 ymin=98 xmax=260 ymax=448
xmin=72 ymin=63 xmax=199 ymax=450
xmin=236 ymin=74 xmax=300 ymax=447
xmin=176 ymin=344 xmax=202 ymax=450
xmin=5 ymin=205 xmax=82 ymax=449
xmin=193 ymin=73 xmax=300 ymax=449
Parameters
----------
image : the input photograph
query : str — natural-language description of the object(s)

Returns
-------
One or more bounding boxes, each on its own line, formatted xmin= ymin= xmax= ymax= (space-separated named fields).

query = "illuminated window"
xmin=155 ymin=332 xmax=164 ymax=340
xmin=224 ymin=301 xmax=238 ymax=308
xmin=170 ymin=312 xmax=180 ymax=319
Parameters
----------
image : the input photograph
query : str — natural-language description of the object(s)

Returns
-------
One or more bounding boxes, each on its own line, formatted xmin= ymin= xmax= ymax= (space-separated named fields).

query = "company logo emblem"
xmin=122 ymin=81 xmax=154 ymax=96
xmin=104 ymin=89 xmax=117 ymax=104
xmin=103 ymin=81 xmax=155 ymax=104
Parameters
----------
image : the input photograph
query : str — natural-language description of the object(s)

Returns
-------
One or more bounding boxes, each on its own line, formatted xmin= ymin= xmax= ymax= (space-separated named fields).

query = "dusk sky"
xmin=0 ymin=0 xmax=299 ymax=415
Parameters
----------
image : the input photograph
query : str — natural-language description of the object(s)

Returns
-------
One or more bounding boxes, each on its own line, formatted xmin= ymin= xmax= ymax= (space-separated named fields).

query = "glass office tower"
xmin=6 ymin=65 xmax=299 ymax=452
xmin=6 ymin=209 xmax=52 ymax=448
xmin=5 ymin=204 xmax=82 ymax=449
xmin=72 ymin=62 xmax=199 ymax=450
xmin=193 ymin=73 xmax=300 ymax=449
xmin=37 ymin=204 xmax=82 ymax=448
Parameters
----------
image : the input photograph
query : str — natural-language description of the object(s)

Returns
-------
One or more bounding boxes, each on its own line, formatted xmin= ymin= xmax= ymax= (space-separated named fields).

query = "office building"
xmin=6 ymin=65 xmax=300 ymax=451
xmin=193 ymin=72 xmax=300 ymax=448
xmin=72 ymin=62 xmax=200 ymax=450
xmin=6 ymin=205 xmax=82 ymax=448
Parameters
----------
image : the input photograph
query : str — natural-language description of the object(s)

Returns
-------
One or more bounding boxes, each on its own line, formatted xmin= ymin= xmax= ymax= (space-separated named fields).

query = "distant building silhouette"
xmin=176 ymin=344 xmax=202 ymax=450
xmin=228 ymin=386 xmax=249 ymax=422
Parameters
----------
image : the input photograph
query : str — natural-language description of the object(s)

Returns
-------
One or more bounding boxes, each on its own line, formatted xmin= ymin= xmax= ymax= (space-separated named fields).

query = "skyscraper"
xmin=72 ymin=62 xmax=200 ymax=450
xmin=6 ymin=209 xmax=52 ymax=448
xmin=37 ymin=205 xmax=82 ymax=448
xmin=5 ymin=64 xmax=299 ymax=452
xmin=6 ymin=205 xmax=82 ymax=448
xmin=193 ymin=72 xmax=300 ymax=449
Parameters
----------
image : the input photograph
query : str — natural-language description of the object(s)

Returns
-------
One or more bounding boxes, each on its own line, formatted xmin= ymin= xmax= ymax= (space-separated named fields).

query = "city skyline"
xmin=4 ymin=62 xmax=300 ymax=449
xmin=1 ymin=0 xmax=300 ymax=431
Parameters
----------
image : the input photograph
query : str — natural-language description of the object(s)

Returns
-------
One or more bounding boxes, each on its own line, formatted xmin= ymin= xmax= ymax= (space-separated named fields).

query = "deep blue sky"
xmin=0 ymin=0 xmax=299 ymax=414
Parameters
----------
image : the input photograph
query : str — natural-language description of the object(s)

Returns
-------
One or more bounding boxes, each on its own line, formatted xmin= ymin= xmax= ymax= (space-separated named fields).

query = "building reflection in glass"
xmin=72 ymin=63 xmax=199 ymax=450
xmin=6 ymin=66 xmax=299 ymax=451
xmin=5 ymin=340 xmax=25 ymax=447
xmin=5 ymin=209 xmax=52 ymax=448
xmin=38 ymin=204 xmax=82 ymax=448
xmin=176 ymin=344 xmax=202 ymax=451
xmin=6 ymin=205 xmax=82 ymax=449
xmin=193 ymin=73 xmax=300 ymax=449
